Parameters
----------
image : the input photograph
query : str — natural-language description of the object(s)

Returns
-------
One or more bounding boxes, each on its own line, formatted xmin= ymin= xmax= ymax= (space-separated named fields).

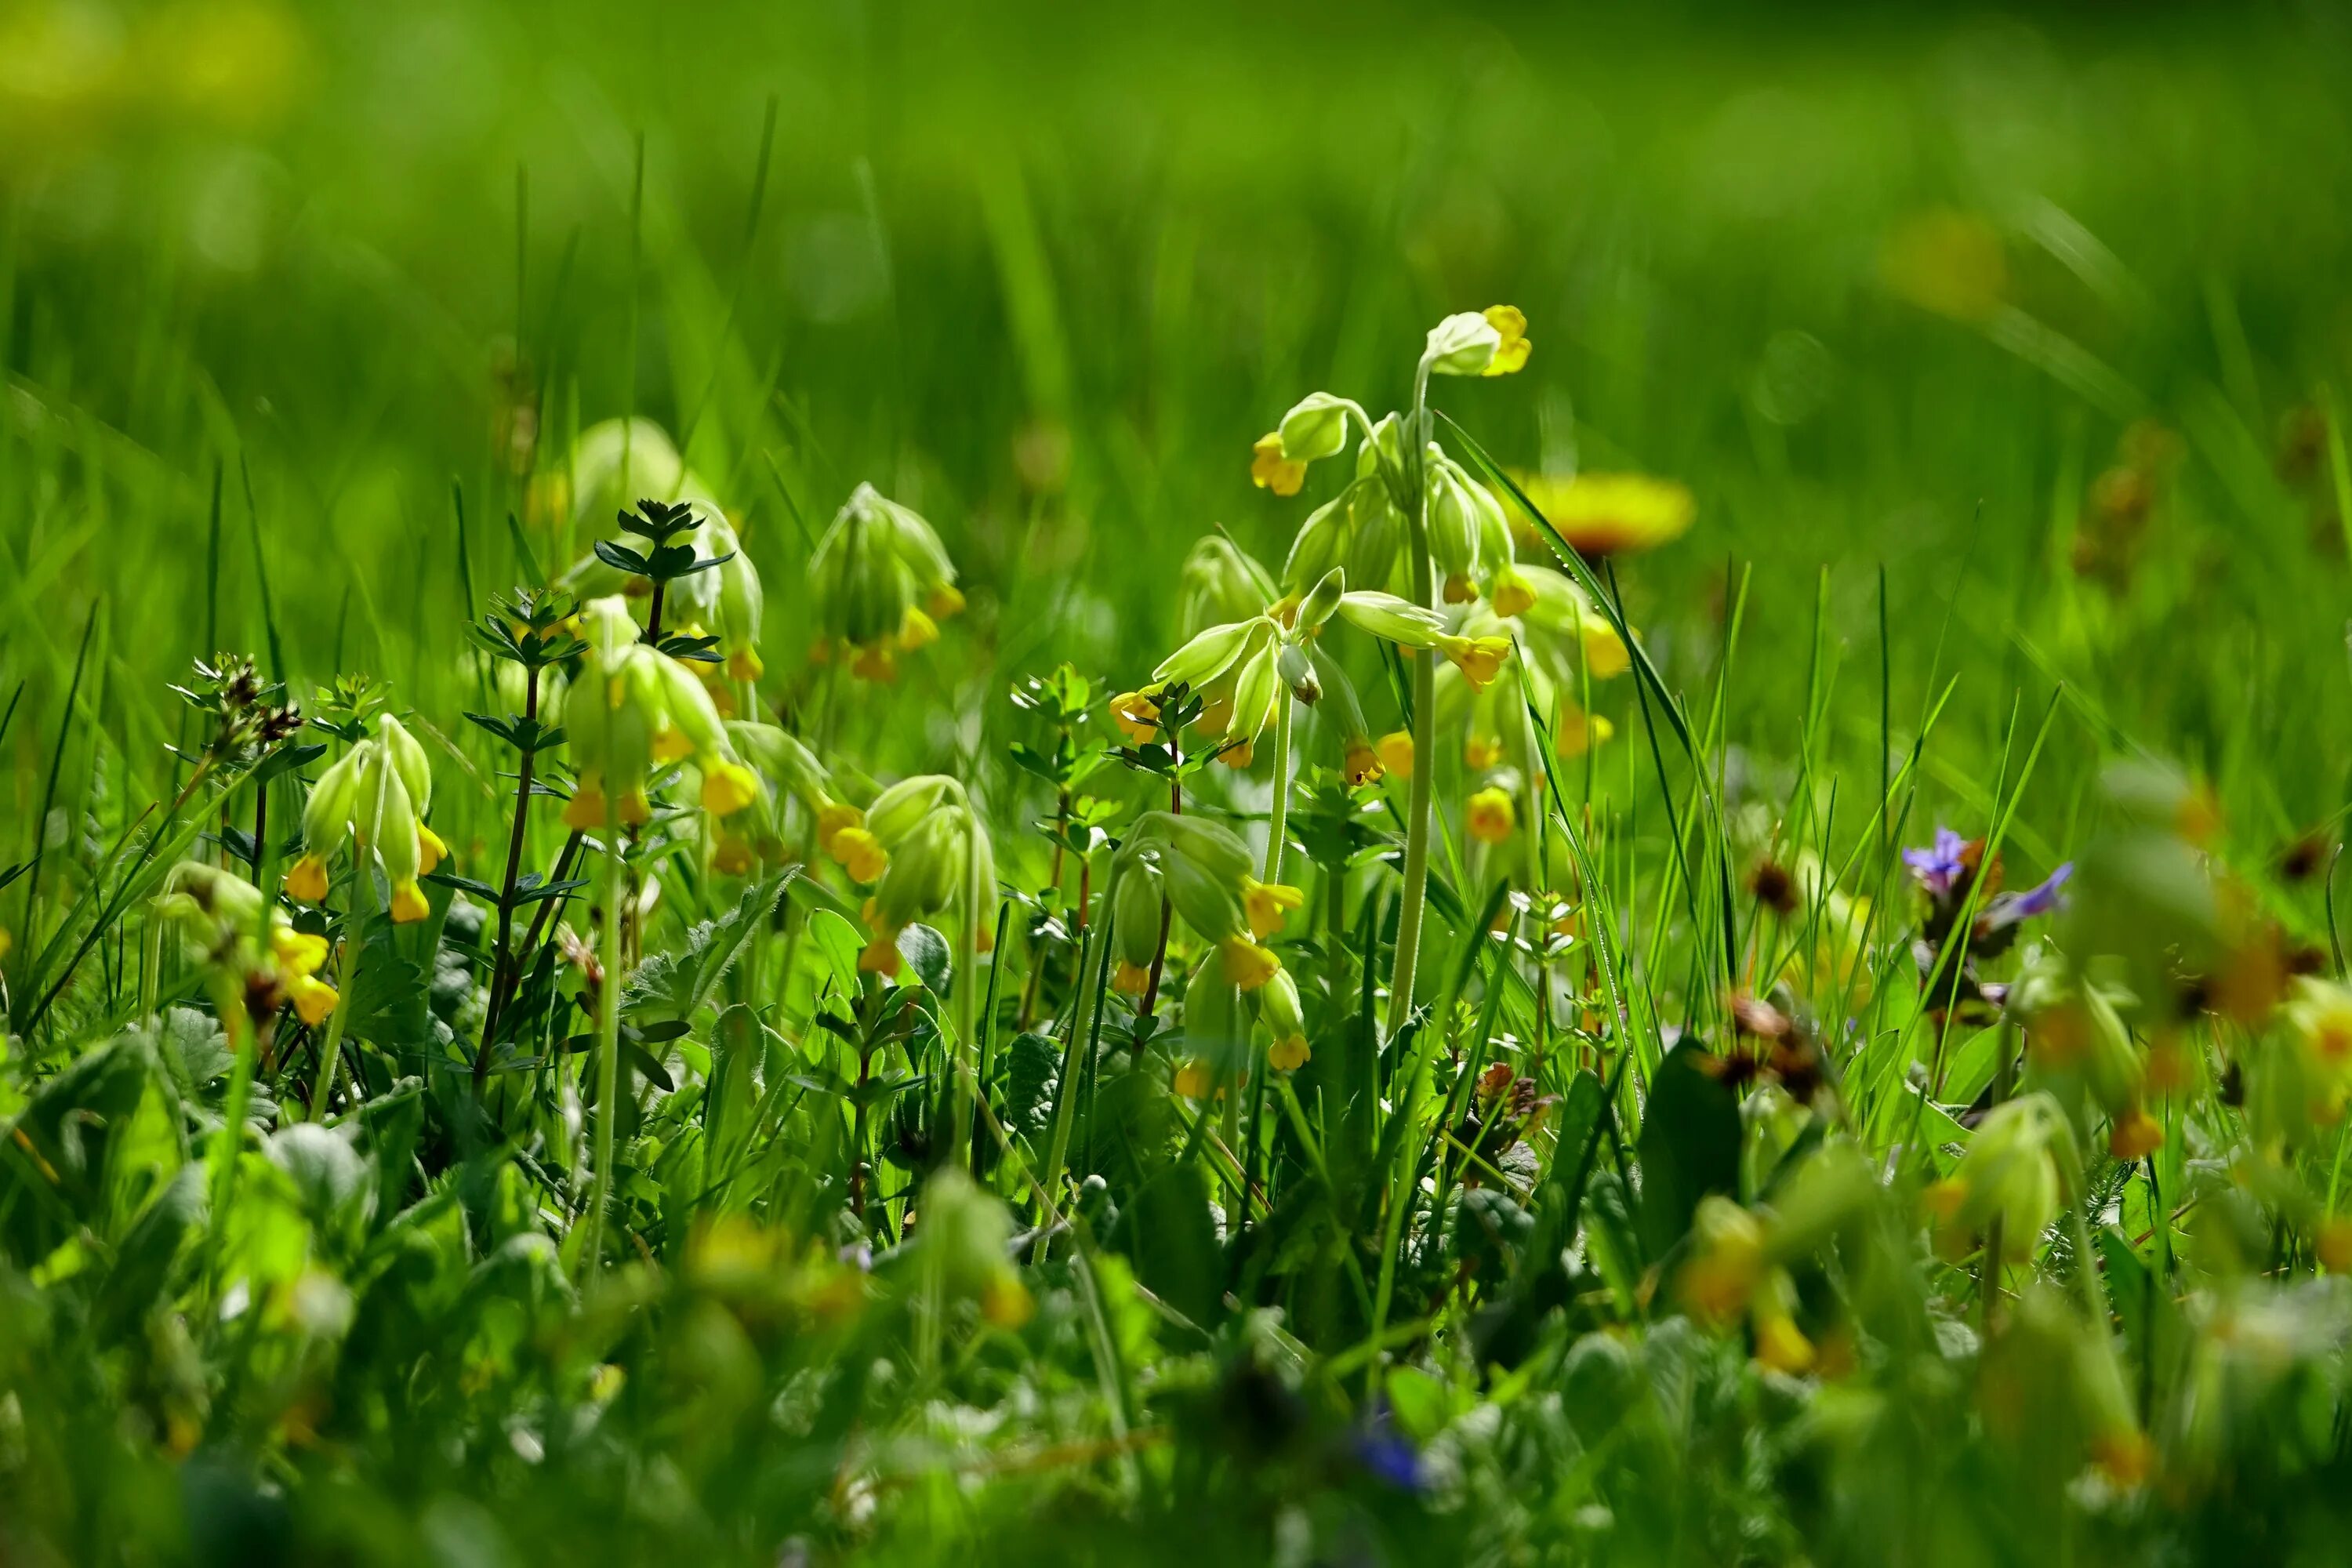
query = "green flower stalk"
xmin=1250 ymin=304 xmax=1530 ymax=1036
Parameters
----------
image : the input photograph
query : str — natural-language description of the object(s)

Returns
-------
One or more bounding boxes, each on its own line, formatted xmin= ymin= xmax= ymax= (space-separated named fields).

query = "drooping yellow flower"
xmin=831 ymin=827 xmax=887 ymax=884
xmin=1480 ymin=305 xmax=1530 ymax=376
xmin=1465 ymin=735 xmax=1504 ymax=770
xmin=270 ymin=927 xmax=328 ymax=978
xmin=2108 ymin=1105 xmax=2165 ymax=1160
xmin=1753 ymin=1312 xmax=1816 ymax=1375
xmin=713 ymin=833 xmax=757 ymax=877
xmin=562 ymin=781 xmax=608 ymax=832
xmin=700 ymin=759 xmax=761 ymax=817
xmin=726 ymin=647 xmax=764 ymax=682
xmin=1439 ymin=634 xmax=1512 ymax=693
xmin=926 ymin=583 xmax=967 ymax=621
xmin=1112 ymin=960 xmax=1152 ymax=997
xmin=858 ymin=899 xmax=903 ymax=975
xmin=1343 ymin=736 xmax=1385 ymax=787
xmin=1219 ymin=935 xmax=1282 ymax=990
xmin=287 ymin=974 xmax=339 ymax=1027
xmin=1490 ymin=570 xmax=1537 ymax=618
xmin=1218 ymin=739 xmax=1255 ymax=768
xmin=898 ymin=606 xmax=939 ymax=652
xmin=284 ymin=854 xmax=330 ymax=906
xmin=1250 ymin=433 xmax=1306 ymax=497
xmin=1376 ymin=731 xmax=1415 ymax=779
xmin=651 ymin=721 xmax=698 ymax=766
xmin=1508 ymin=472 xmax=1694 ymax=559
xmin=1242 ymin=877 xmax=1305 ymax=940
xmin=1174 ymin=1058 xmax=1217 ymax=1101
xmin=1556 ymin=704 xmax=1615 ymax=759
xmin=1109 ymin=689 xmax=1162 ymax=746
xmin=389 ymin=880 xmax=430 ymax=925
xmin=1467 ymin=787 xmax=1515 ymax=845
xmin=850 ymin=644 xmax=898 ymax=683
xmin=1442 ymin=572 xmax=1476 ymax=604
xmin=415 ymin=823 xmax=448 ymax=876
xmin=1269 ymin=1034 xmax=1311 ymax=1072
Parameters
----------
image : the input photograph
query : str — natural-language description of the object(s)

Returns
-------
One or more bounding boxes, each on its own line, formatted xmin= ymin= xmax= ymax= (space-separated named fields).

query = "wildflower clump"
xmin=284 ymin=712 xmax=445 ymax=924
xmin=561 ymin=596 xmax=761 ymax=830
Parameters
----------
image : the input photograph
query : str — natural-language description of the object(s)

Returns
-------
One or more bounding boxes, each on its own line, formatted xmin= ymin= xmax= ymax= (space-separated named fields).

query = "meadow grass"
xmin=6 ymin=2 xmax=2352 ymax=1563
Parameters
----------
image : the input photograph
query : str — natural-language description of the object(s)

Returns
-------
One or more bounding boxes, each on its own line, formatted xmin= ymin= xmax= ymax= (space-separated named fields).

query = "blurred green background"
xmin=6 ymin=0 xmax=2352 ymax=833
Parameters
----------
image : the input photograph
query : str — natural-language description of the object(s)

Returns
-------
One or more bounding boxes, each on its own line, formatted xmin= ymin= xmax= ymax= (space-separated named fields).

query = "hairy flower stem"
xmin=1138 ymin=760 xmax=1181 ymax=1018
xmin=579 ymin=801 xmax=623 ymax=1279
xmin=310 ymin=886 xmax=362 ymax=1122
xmin=1385 ymin=365 xmax=1438 ymax=1040
xmin=475 ymin=665 xmax=542 ymax=1089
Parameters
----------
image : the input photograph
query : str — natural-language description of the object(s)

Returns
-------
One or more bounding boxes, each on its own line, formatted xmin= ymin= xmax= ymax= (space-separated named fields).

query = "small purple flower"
xmin=1904 ymin=826 xmax=1969 ymax=896
xmin=2010 ymin=862 xmax=2073 ymax=918
xmin=1349 ymin=1397 xmax=1424 ymax=1491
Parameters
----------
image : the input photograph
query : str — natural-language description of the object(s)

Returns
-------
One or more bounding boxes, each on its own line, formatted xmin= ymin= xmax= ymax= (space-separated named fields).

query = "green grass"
xmin=8 ymin=2 xmax=2352 ymax=1563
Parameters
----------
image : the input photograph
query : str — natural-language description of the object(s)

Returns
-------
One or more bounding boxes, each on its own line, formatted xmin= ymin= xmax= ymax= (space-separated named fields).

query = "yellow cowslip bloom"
xmin=390 ymin=880 xmax=430 ymax=924
xmin=831 ymin=827 xmax=887 ymax=884
xmin=271 ymin=927 xmax=328 ymax=978
xmin=700 ymin=759 xmax=761 ymax=817
xmin=1218 ymin=739 xmax=1255 ymax=769
xmin=1490 ymin=570 xmax=1537 ymax=618
xmin=1439 ymin=634 xmax=1512 ymax=693
xmin=1376 ymin=731 xmax=1414 ymax=779
xmin=1509 ymin=472 xmax=1694 ymax=559
xmin=817 ymin=802 xmax=864 ymax=858
xmin=1343 ymin=736 xmax=1385 ymax=786
xmin=416 ymin=823 xmax=449 ymax=876
xmin=561 ymin=780 xmax=607 ymax=832
xmin=1753 ymin=1312 xmax=1816 ymax=1376
xmin=2108 ymin=1105 xmax=2164 ymax=1160
xmin=850 ymin=644 xmax=898 ymax=683
xmin=1467 ymin=786 xmax=1515 ymax=845
xmin=1109 ymin=689 xmax=1161 ymax=745
xmin=713 ymin=833 xmax=757 ymax=877
xmin=926 ymin=583 xmax=967 ymax=621
xmin=1481 ymin=305 xmax=1530 ymax=376
xmin=858 ymin=900 xmax=902 ymax=975
xmin=284 ymin=854 xmax=330 ymax=905
xmin=726 ymin=647 xmax=764 ymax=683
xmin=1251 ymin=434 xmax=1306 ymax=497
xmin=898 ymin=606 xmax=939 ymax=652
xmin=287 ymin=974 xmax=339 ymax=1027
xmin=1465 ymin=735 xmax=1504 ymax=770
xmin=2089 ymin=1429 xmax=2154 ymax=1490
xmin=1269 ymin=1033 xmax=1311 ymax=1072
xmin=1557 ymin=704 xmax=1615 ymax=759
xmin=1112 ymin=960 xmax=1152 ymax=997
xmin=1242 ymin=877 xmax=1304 ymax=940
xmin=1219 ymin=935 xmax=1281 ymax=990
xmin=651 ymin=722 xmax=698 ymax=765
xmin=1678 ymin=1198 xmax=1766 ymax=1323
xmin=1443 ymin=572 xmax=1476 ymax=604
xmin=1174 ymin=1058 xmax=1217 ymax=1101
xmin=2318 ymin=1217 xmax=2352 ymax=1273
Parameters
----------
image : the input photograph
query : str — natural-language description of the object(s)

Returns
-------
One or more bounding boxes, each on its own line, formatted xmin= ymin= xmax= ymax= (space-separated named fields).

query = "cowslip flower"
xmin=728 ymin=721 xmax=886 ymax=882
xmin=1250 ymin=434 xmax=1305 ymax=497
xmin=564 ymin=597 xmax=761 ymax=831
xmin=859 ymin=775 xmax=995 ymax=940
xmin=1466 ymin=786 xmax=1515 ymax=845
xmin=1110 ymin=812 xmax=1283 ymax=991
xmin=1241 ymin=877 xmax=1305 ymax=940
xmin=1258 ymin=970 xmax=1309 ymax=1071
xmin=1376 ymin=731 xmax=1414 ymax=779
xmin=1343 ymin=736 xmax=1386 ymax=786
xmin=808 ymin=483 xmax=961 ymax=678
xmin=1423 ymin=306 xmax=1532 ymax=379
xmin=1506 ymin=471 xmax=1693 ymax=558
xmin=285 ymin=713 xmax=442 ymax=924
xmin=158 ymin=862 xmax=339 ymax=1024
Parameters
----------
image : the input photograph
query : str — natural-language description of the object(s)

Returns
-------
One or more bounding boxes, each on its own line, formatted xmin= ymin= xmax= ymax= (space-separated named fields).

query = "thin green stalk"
xmin=581 ymin=800 xmax=623 ymax=1278
xmin=1385 ymin=361 xmax=1437 ymax=1040
xmin=1264 ymin=695 xmax=1293 ymax=883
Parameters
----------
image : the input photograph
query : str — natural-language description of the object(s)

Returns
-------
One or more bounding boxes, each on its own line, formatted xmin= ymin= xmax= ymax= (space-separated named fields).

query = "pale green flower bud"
xmin=707 ymin=516 xmax=766 ymax=681
xmin=1155 ymin=616 xmax=1271 ymax=690
xmin=579 ymin=595 xmax=641 ymax=672
xmin=1345 ymin=478 xmax=1406 ymax=592
xmin=1277 ymin=641 xmax=1319 ymax=706
xmin=1256 ymin=967 xmax=1304 ymax=1041
xmin=1277 ymin=391 xmax=1352 ymax=463
xmin=1227 ymin=638 xmax=1283 ymax=742
xmin=1356 ymin=412 xmax=1407 ymax=485
xmin=1423 ymin=310 xmax=1502 ymax=376
xmin=727 ymin=722 xmax=833 ymax=810
xmin=1114 ymin=857 xmax=1166 ymax=969
xmin=157 ymin=860 xmax=266 ymax=948
xmin=1183 ymin=963 xmax=1247 ymax=1076
xmin=376 ymin=713 xmax=434 ymax=815
xmin=1425 ymin=447 xmax=1487 ymax=586
xmin=866 ymin=775 xmax=959 ymax=846
xmin=1283 ymin=489 xmax=1355 ymax=596
xmin=1293 ymin=567 xmax=1345 ymax=633
xmin=303 ymin=746 xmax=366 ymax=851
xmin=1337 ymin=590 xmax=1448 ymax=648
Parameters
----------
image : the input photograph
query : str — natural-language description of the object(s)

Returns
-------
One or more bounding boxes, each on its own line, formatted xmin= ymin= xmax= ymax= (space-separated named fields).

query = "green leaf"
xmin=1112 ymin=1162 xmax=1221 ymax=1327
xmin=1000 ymin=1032 xmax=1061 ymax=1142
xmin=1635 ymin=1044 xmax=1742 ymax=1260
xmin=897 ymin=924 xmax=952 ymax=996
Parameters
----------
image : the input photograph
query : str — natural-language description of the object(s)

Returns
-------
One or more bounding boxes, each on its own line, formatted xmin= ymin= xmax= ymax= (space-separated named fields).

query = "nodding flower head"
xmin=1467 ymin=786 xmax=1516 ymax=845
xmin=1178 ymin=535 xmax=1280 ymax=635
xmin=160 ymin=862 xmax=340 ymax=1025
xmin=285 ymin=712 xmax=441 ymax=924
xmin=562 ymin=596 xmax=761 ymax=832
xmin=1423 ymin=306 xmax=1531 ymax=379
xmin=809 ymin=483 xmax=960 ymax=678
xmin=1904 ymin=826 xmax=1970 ymax=897
xmin=1250 ymin=433 xmax=1306 ymax=497
xmin=859 ymin=775 xmax=994 ymax=936
xmin=1437 ymin=633 xmax=1512 ymax=693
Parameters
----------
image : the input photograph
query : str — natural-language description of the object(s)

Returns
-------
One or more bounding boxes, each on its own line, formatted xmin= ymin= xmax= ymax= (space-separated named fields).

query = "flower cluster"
xmin=283 ymin=712 xmax=445 ymax=924
xmin=808 ymin=483 xmax=964 ymax=681
xmin=561 ymin=597 xmax=762 ymax=831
